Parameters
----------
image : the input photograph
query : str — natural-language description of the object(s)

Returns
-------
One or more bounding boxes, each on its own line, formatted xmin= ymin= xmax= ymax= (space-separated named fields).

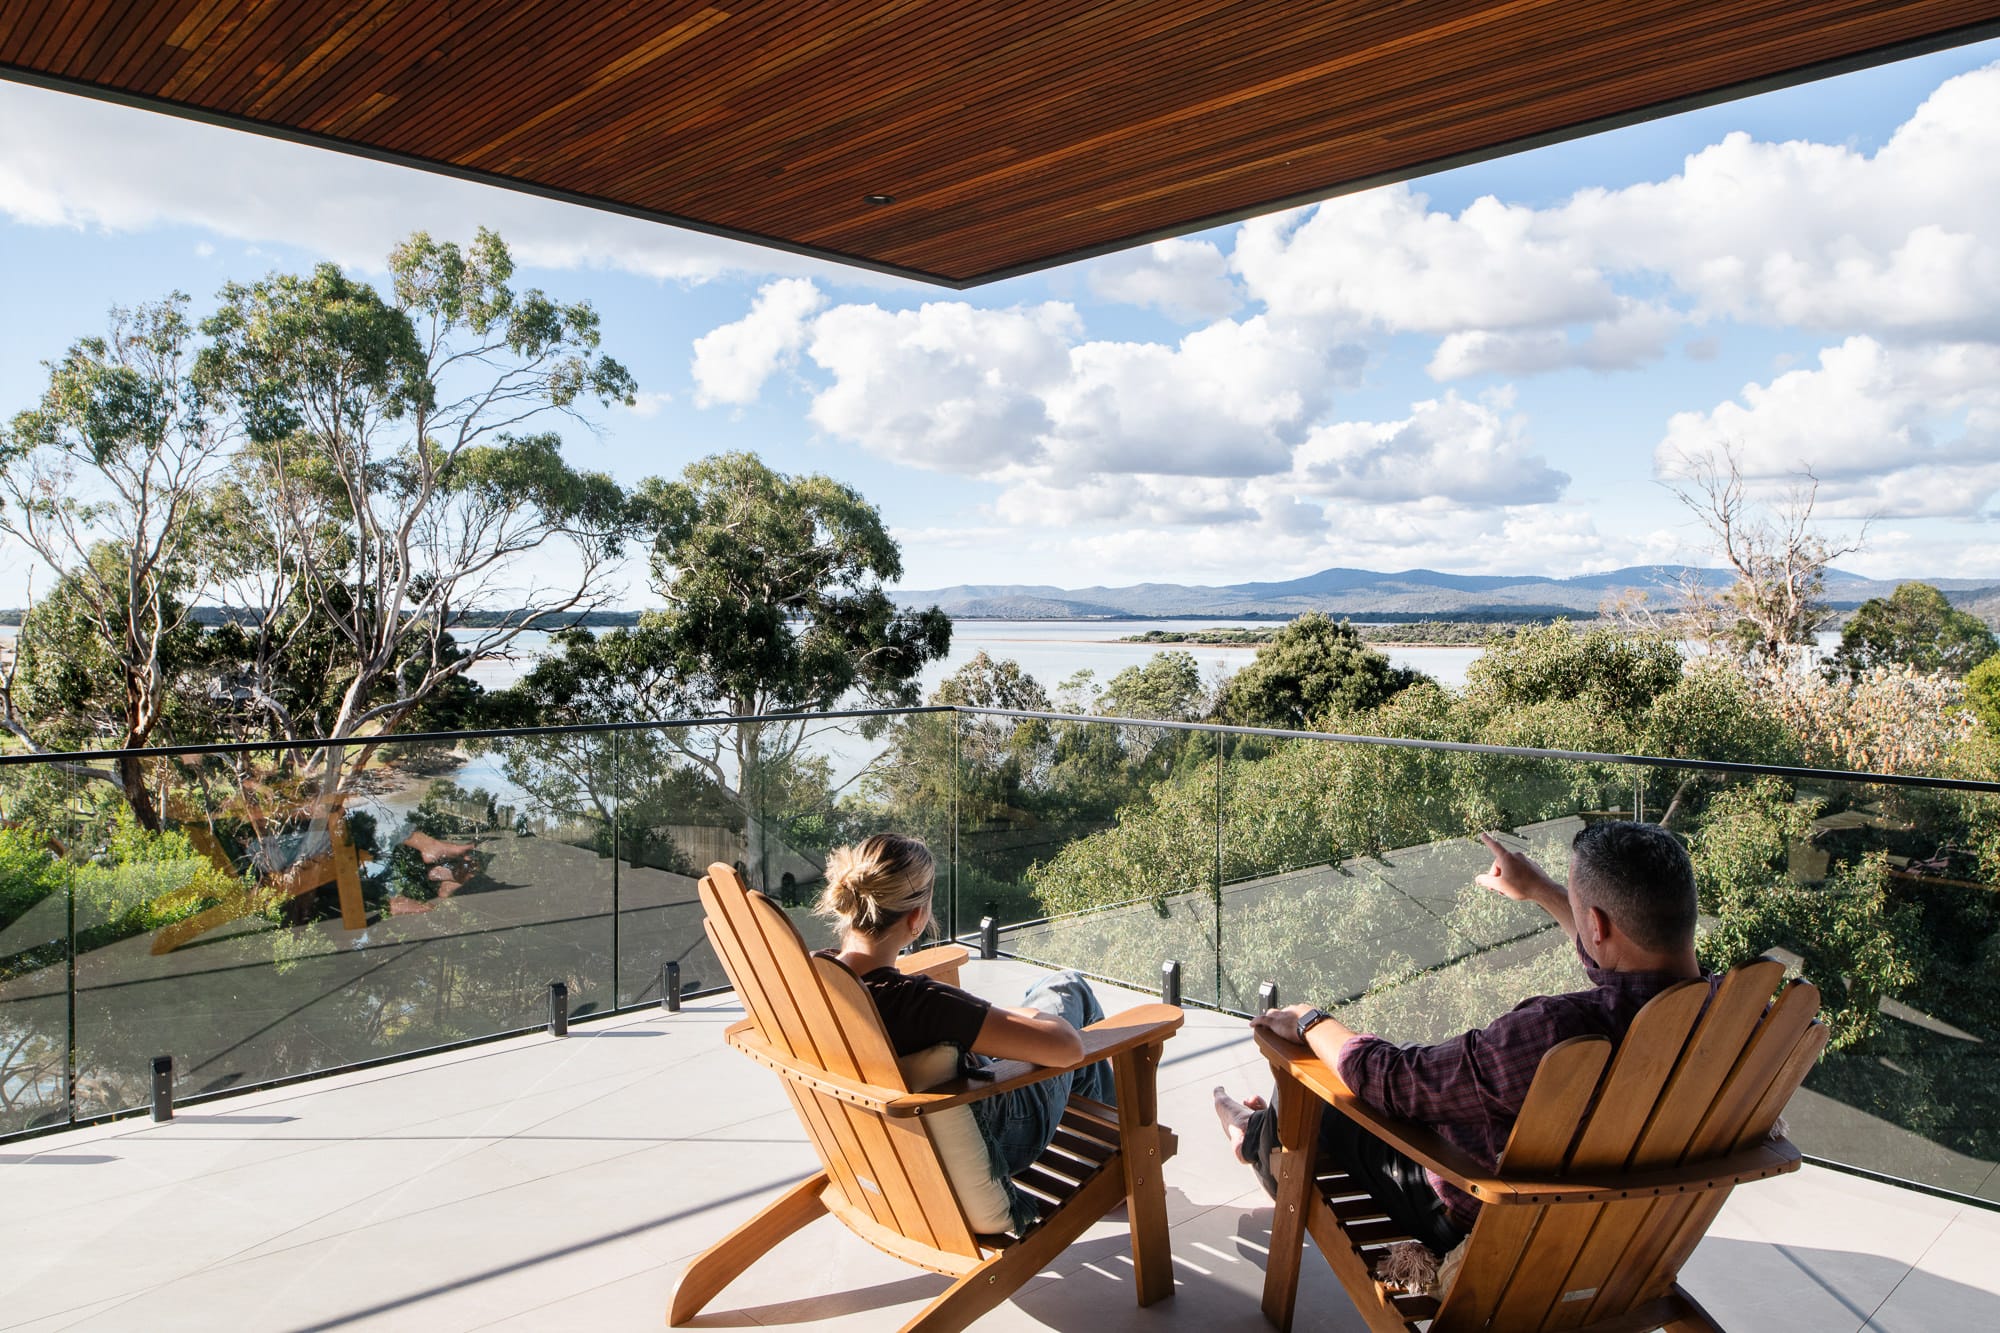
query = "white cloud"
xmin=1084 ymin=238 xmax=1241 ymax=321
xmin=1232 ymin=187 xmax=1619 ymax=336
xmin=805 ymin=301 xmax=1077 ymax=472
xmin=689 ymin=279 xmax=826 ymax=406
xmin=1290 ymin=392 xmax=1568 ymax=506
xmin=793 ymin=299 xmax=1352 ymax=483
xmin=1658 ymin=336 xmax=2000 ymax=518
xmin=1559 ymin=72 xmax=2000 ymax=339
xmin=1426 ymin=301 xmax=1678 ymax=379
xmin=623 ymin=390 xmax=673 ymax=418
xmin=0 ymin=81 xmax=853 ymax=284
xmin=1217 ymin=61 xmax=2000 ymax=377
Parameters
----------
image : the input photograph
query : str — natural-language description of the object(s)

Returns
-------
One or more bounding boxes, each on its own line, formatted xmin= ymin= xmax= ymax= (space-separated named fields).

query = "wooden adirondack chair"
xmin=673 ymin=863 xmax=1185 ymax=1333
xmin=1256 ymin=959 xmax=1826 ymax=1333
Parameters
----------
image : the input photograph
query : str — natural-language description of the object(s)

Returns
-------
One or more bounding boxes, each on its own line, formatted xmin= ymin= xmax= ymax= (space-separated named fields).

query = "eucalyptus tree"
xmin=195 ymin=228 xmax=635 ymax=771
xmin=1219 ymin=612 xmax=1423 ymax=730
xmin=1827 ymin=582 xmax=1997 ymax=679
xmin=510 ymin=452 xmax=951 ymax=890
xmin=0 ymin=297 xmax=231 ymax=826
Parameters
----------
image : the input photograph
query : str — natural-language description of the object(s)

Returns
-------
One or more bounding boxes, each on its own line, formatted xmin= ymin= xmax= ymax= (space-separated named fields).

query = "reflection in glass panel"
xmin=747 ymin=711 xmax=952 ymax=956
xmin=613 ymin=721 xmax=749 ymax=1002
xmin=1215 ymin=739 xmax=1572 ymax=1022
xmin=0 ymin=761 xmax=76 ymax=1133
xmin=65 ymin=732 xmax=619 ymax=1110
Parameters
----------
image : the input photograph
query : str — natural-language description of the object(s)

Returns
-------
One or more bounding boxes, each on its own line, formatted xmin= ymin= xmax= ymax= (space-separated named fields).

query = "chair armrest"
xmin=1254 ymin=1025 xmax=1508 ymax=1195
xmin=1252 ymin=1026 xmax=1803 ymax=1207
xmin=1488 ymin=1138 xmax=1802 ymax=1205
xmin=886 ymin=1004 xmax=1185 ymax=1117
xmin=727 ymin=1028 xmax=903 ymax=1111
xmin=898 ymin=944 xmax=969 ymax=986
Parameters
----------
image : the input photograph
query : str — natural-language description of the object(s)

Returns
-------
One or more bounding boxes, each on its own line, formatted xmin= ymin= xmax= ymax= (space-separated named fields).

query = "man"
xmin=1214 ymin=820 xmax=1706 ymax=1254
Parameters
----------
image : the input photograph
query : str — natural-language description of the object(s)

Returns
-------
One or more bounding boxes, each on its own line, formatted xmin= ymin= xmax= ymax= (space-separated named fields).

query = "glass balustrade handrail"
xmin=953 ymin=706 xmax=2000 ymax=794
xmin=11 ymin=702 xmax=1994 ymax=796
xmin=0 ymin=704 xmax=959 ymax=767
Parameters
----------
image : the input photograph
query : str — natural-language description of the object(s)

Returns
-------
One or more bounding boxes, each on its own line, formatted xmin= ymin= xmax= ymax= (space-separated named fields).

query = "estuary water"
xmin=460 ymin=619 xmax=1485 ymax=696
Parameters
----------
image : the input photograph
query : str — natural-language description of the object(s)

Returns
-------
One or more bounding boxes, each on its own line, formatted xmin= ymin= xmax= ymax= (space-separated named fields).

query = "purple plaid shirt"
xmin=1335 ymin=940 xmax=1701 ymax=1233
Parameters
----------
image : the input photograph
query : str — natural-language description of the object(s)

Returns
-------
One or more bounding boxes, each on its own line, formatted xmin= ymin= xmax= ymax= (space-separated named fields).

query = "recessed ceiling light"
xmin=863 ymin=193 xmax=895 ymax=205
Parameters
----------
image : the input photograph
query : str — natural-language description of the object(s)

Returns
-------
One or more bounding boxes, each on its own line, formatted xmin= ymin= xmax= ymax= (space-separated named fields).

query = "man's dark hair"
xmin=1568 ymin=821 xmax=1697 ymax=953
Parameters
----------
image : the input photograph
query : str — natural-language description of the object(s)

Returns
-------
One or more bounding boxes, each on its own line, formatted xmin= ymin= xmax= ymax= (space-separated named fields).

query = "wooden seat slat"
xmin=1048 ymin=1128 xmax=1114 ymax=1163
xmin=1014 ymin=1165 xmax=1086 ymax=1204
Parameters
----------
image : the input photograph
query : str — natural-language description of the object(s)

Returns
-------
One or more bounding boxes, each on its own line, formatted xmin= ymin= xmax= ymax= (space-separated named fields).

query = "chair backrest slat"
xmin=1537 ymin=963 xmax=1780 ymax=1329
xmin=814 ymin=955 xmax=981 ymax=1255
xmin=1567 ymin=961 xmax=1790 ymax=1325
xmin=1619 ymin=997 xmax=1831 ymax=1316
xmin=1433 ymin=1037 xmax=1608 ymax=1332
xmin=701 ymin=898 xmax=876 ymax=1219
xmin=738 ymin=889 xmax=938 ymax=1246
xmin=1473 ymin=980 xmax=1710 ymax=1331
xmin=701 ymin=865 xmax=981 ymax=1260
xmin=1688 ymin=978 xmax=1821 ymax=1158
xmin=1441 ymin=961 xmax=1822 ymax=1333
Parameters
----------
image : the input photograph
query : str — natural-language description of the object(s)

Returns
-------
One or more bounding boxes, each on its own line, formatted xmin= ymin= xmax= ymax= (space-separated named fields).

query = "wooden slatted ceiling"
xmin=5 ymin=1 xmax=2000 ymax=287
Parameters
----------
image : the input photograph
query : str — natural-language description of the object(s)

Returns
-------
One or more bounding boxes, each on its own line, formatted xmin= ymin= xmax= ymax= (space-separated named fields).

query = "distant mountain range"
xmin=887 ymin=565 xmax=2000 ymax=622
xmin=7 ymin=567 xmax=1992 ymax=631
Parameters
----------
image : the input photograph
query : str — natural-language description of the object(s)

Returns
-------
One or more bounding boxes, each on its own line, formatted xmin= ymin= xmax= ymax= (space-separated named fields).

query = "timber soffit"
xmin=4 ymin=1 xmax=2000 ymax=288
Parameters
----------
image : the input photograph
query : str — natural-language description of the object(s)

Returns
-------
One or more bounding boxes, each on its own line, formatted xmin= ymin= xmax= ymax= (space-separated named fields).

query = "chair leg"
xmin=1113 ymin=1041 xmax=1175 ymax=1307
xmin=1662 ymin=1283 xmax=1725 ymax=1333
xmin=668 ymin=1171 xmax=828 ymax=1325
xmin=1260 ymin=1069 xmax=1324 ymax=1333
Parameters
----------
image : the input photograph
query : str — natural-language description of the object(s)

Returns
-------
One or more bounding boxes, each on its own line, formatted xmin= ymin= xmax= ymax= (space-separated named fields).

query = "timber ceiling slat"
xmin=47 ymin=1 xmax=116 ymax=71
xmin=769 ymin=0 xmax=1581 ymax=253
xmin=663 ymin=0 xmax=1236 ymax=214
xmin=735 ymin=0 xmax=1590 ymax=247
xmin=340 ymin=5 xmax=560 ymax=154
xmin=406 ymin=4 xmax=723 ymax=167
xmin=560 ymin=0 xmax=1001 ymax=192
xmin=18 ymin=0 xmax=92 ymax=71
xmin=877 ymin=0 xmax=1993 ymax=272
xmin=4 ymin=1 xmax=1999 ymax=285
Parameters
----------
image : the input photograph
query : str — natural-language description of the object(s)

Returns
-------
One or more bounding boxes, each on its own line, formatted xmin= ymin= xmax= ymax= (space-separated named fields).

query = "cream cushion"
xmin=897 ymin=1043 xmax=1013 ymax=1233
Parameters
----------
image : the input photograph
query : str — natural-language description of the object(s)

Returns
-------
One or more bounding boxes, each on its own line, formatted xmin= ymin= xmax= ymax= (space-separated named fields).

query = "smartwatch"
xmin=1294 ymin=1007 xmax=1332 ymax=1045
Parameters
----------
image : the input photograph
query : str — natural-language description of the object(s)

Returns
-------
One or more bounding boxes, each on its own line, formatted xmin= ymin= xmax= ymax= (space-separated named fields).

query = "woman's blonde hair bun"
xmin=818 ymin=833 xmax=936 ymax=937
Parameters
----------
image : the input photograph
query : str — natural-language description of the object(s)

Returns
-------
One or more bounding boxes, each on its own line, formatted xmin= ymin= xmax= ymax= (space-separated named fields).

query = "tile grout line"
xmin=1854 ymin=1202 xmax=1964 ymax=1332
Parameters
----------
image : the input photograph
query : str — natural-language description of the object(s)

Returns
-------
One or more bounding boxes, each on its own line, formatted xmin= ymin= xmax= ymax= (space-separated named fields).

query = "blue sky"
xmin=6 ymin=38 xmax=2000 ymax=608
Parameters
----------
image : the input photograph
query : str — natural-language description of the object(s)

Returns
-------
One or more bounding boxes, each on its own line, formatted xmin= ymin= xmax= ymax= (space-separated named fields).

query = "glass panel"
xmin=1002 ymin=885 xmax=1218 ymax=1009
xmin=63 ymin=731 xmax=619 ymax=1109
xmin=987 ymin=717 xmax=1223 ymax=1005
xmin=0 ymin=760 xmax=77 ymax=1133
xmin=748 ymin=710 xmax=954 ymax=954
xmin=614 ymin=721 xmax=749 ymax=1002
xmin=1670 ymin=762 xmax=2000 ymax=1201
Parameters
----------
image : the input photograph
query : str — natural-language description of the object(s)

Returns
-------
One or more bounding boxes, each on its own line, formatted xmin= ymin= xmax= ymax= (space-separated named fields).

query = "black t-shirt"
xmin=820 ymin=952 xmax=992 ymax=1056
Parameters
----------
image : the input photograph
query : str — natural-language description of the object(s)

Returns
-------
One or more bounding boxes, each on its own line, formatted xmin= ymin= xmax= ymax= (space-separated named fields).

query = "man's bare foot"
xmin=1212 ymin=1086 xmax=1268 ymax=1164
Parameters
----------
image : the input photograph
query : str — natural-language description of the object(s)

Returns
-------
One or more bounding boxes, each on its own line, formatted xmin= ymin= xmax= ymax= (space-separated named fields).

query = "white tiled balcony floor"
xmin=3 ymin=961 xmax=1997 ymax=1332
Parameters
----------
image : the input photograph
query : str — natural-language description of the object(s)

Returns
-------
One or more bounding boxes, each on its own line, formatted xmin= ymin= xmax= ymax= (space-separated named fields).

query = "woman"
xmin=816 ymin=831 xmax=1114 ymax=1176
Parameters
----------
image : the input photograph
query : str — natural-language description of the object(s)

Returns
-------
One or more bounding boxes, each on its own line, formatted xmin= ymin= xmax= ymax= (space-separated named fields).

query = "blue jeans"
xmin=969 ymin=970 xmax=1115 ymax=1175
